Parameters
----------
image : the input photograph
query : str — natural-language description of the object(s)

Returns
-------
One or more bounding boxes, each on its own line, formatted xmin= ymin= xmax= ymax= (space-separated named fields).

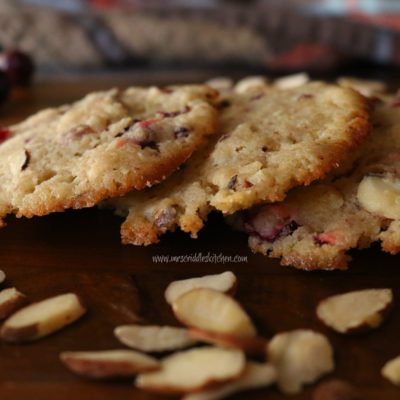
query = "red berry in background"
xmin=0 ymin=70 xmax=10 ymax=104
xmin=0 ymin=49 xmax=34 ymax=86
xmin=0 ymin=128 xmax=11 ymax=143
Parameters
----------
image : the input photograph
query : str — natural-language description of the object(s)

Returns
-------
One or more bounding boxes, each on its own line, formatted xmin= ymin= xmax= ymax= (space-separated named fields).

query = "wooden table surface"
xmin=0 ymin=73 xmax=400 ymax=400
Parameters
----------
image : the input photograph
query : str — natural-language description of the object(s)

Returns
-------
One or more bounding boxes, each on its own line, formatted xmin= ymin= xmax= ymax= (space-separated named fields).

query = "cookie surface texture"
xmin=0 ymin=85 xmax=218 ymax=224
xmin=104 ymin=81 xmax=370 ymax=245
xmin=240 ymin=97 xmax=400 ymax=270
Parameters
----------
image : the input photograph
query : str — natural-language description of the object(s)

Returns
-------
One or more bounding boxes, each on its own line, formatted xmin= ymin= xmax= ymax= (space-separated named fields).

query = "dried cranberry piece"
xmin=244 ymin=205 xmax=299 ymax=243
xmin=62 ymin=124 xmax=94 ymax=141
xmin=157 ymin=86 xmax=174 ymax=94
xmin=298 ymin=93 xmax=313 ymax=100
xmin=137 ymin=117 xmax=162 ymax=128
xmin=246 ymin=220 xmax=298 ymax=242
xmin=158 ymin=106 xmax=191 ymax=119
xmin=243 ymin=180 xmax=253 ymax=188
xmin=314 ymin=232 xmax=337 ymax=246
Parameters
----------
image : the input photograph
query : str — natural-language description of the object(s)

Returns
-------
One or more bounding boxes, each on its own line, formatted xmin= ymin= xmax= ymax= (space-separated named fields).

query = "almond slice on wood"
xmin=114 ymin=325 xmax=197 ymax=352
xmin=0 ymin=292 xmax=86 ymax=342
xmin=0 ymin=270 xmax=5 ymax=284
xmin=172 ymin=288 xmax=256 ymax=337
xmin=316 ymin=288 xmax=393 ymax=334
xmin=188 ymin=328 xmax=266 ymax=355
xmin=60 ymin=349 xmax=160 ymax=379
xmin=267 ymin=329 xmax=334 ymax=395
xmin=382 ymin=355 xmax=400 ymax=386
xmin=136 ymin=347 xmax=245 ymax=394
xmin=165 ymin=271 xmax=237 ymax=305
xmin=0 ymin=287 xmax=27 ymax=320
xmin=183 ymin=362 xmax=277 ymax=400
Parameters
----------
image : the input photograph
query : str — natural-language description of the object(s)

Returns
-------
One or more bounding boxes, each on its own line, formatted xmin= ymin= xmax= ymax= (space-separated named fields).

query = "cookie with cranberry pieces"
xmin=234 ymin=96 xmax=400 ymax=270
xmin=103 ymin=80 xmax=370 ymax=245
xmin=0 ymin=85 xmax=218 ymax=225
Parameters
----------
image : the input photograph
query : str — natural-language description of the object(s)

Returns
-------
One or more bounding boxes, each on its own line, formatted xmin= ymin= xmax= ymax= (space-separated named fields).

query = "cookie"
xmin=237 ymin=96 xmax=400 ymax=270
xmin=0 ymin=85 xmax=218 ymax=225
xmin=103 ymin=80 xmax=371 ymax=246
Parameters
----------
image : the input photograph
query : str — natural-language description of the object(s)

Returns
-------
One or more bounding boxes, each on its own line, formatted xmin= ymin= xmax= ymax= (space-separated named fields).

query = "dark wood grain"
xmin=0 ymin=76 xmax=399 ymax=400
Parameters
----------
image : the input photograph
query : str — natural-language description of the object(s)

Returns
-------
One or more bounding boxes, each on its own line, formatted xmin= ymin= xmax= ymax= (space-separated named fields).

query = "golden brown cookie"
xmin=236 ymin=96 xmax=400 ymax=270
xmin=0 ymin=85 xmax=218 ymax=225
xmin=104 ymin=81 xmax=370 ymax=246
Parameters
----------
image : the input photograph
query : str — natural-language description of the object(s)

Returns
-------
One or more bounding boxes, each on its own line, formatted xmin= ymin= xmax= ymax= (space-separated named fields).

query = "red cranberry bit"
xmin=298 ymin=93 xmax=313 ymax=100
xmin=0 ymin=127 xmax=11 ymax=143
xmin=314 ymin=231 xmax=337 ymax=246
xmin=174 ymin=127 xmax=190 ymax=138
xmin=137 ymin=117 xmax=163 ymax=128
xmin=157 ymin=86 xmax=174 ymax=94
xmin=21 ymin=150 xmax=30 ymax=170
xmin=62 ymin=124 xmax=94 ymax=141
xmin=227 ymin=175 xmax=238 ymax=190
xmin=245 ymin=204 xmax=298 ymax=243
xmin=158 ymin=106 xmax=191 ymax=119
xmin=243 ymin=180 xmax=253 ymax=188
xmin=0 ymin=49 xmax=34 ymax=86
xmin=120 ymin=123 xmax=157 ymax=149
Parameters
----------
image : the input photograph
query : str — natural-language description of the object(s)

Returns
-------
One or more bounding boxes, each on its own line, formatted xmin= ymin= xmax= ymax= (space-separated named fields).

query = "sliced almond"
xmin=382 ymin=355 xmax=400 ymax=386
xmin=172 ymin=288 xmax=256 ymax=337
xmin=188 ymin=328 xmax=266 ymax=355
xmin=0 ymin=288 xmax=27 ymax=320
xmin=205 ymin=77 xmax=234 ymax=92
xmin=183 ymin=362 xmax=276 ymax=400
xmin=165 ymin=271 xmax=237 ymax=305
xmin=267 ymin=329 xmax=334 ymax=395
xmin=114 ymin=324 xmax=197 ymax=352
xmin=0 ymin=270 xmax=5 ymax=284
xmin=234 ymin=76 xmax=269 ymax=94
xmin=316 ymin=288 xmax=393 ymax=334
xmin=274 ymin=72 xmax=310 ymax=89
xmin=313 ymin=379 xmax=362 ymax=400
xmin=0 ymin=292 xmax=86 ymax=342
xmin=60 ymin=349 xmax=160 ymax=379
xmin=357 ymin=176 xmax=400 ymax=219
xmin=136 ymin=347 xmax=245 ymax=394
